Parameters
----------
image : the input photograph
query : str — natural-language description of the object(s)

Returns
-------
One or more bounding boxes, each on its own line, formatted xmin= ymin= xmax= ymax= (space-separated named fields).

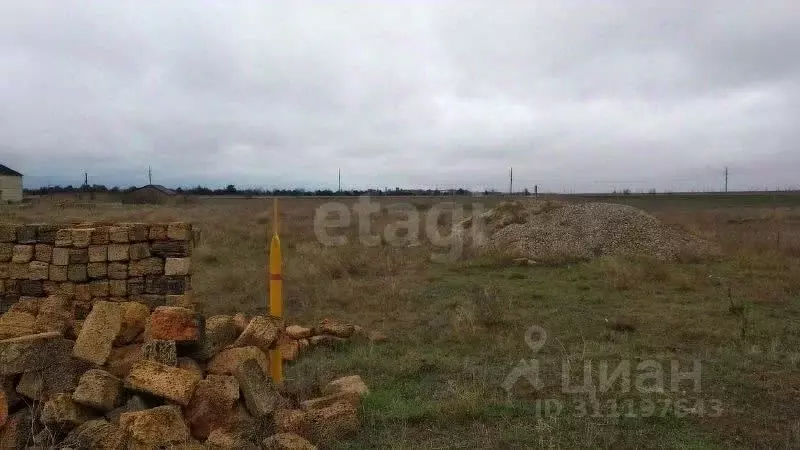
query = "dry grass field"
xmin=3 ymin=193 xmax=800 ymax=448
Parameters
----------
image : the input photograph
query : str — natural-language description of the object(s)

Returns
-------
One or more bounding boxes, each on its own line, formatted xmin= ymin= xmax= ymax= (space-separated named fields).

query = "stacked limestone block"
xmin=0 ymin=223 xmax=192 ymax=315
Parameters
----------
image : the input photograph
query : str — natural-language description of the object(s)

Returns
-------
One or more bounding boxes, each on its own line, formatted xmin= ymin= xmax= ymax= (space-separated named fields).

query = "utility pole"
xmin=148 ymin=166 xmax=153 ymax=185
xmin=509 ymin=167 xmax=513 ymax=195
xmin=338 ymin=168 xmax=341 ymax=193
xmin=534 ymin=184 xmax=538 ymax=196
xmin=83 ymin=172 xmax=88 ymax=187
xmin=724 ymin=167 xmax=729 ymax=193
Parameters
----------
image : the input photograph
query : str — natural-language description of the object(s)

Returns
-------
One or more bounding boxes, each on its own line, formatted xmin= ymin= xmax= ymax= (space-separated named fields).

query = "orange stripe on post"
xmin=269 ymin=274 xmax=282 ymax=281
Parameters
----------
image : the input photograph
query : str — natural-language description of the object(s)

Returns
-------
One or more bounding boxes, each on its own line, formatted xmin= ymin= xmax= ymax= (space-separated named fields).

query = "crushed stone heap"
xmin=457 ymin=200 xmax=719 ymax=262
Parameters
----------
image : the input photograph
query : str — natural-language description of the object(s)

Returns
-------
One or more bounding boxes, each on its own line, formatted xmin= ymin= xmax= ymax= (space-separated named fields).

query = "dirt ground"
xmin=3 ymin=193 xmax=800 ymax=448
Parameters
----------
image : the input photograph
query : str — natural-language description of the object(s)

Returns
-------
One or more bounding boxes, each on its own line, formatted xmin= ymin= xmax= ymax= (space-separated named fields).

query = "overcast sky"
xmin=0 ymin=1 xmax=798 ymax=192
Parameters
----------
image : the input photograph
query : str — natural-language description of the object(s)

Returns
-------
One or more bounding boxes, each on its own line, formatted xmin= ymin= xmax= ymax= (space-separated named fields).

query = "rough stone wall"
xmin=0 ymin=223 xmax=192 ymax=316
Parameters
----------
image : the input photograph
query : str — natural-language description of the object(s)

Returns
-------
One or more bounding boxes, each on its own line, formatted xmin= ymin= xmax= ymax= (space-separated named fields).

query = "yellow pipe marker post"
xmin=269 ymin=197 xmax=283 ymax=383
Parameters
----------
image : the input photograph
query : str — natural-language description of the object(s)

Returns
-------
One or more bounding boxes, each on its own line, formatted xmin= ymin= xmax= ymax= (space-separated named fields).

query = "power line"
xmin=724 ymin=166 xmax=729 ymax=192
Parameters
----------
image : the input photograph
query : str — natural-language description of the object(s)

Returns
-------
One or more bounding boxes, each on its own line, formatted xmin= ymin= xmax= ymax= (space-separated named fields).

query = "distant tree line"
xmin=24 ymin=184 xmax=501 ymax=197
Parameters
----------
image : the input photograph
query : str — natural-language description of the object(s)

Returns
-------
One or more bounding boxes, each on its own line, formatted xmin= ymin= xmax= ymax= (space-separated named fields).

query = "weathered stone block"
xmin=308 ymin=334 xmax=346 ymax=347
xmin=6 ymin=296 xmax=35 ymax=316
xmin=0 ymin=243 xmax=12 ymax=262
xmin=73 ymin=301 xmax=121 ymax=366
xmin=49 ymin=264 xmax=68 ymax=281
xmin=68 ymin=264 xmax=88 ymax=282
xmin=147 ymin=306 xmax=200 ymax=342
xmin=108 ymin=226 xmax=130 ymax=243
xmin=34 ymin=244 xmax=53 ymax=262
xmin=41 ymin=393 xmax=94 ymax=430
xmin=36 ymin=224 xmax=58 ymax=244
xmin=0 ymin=311 xmax=35 ymax=339
xmin=0 ymin=224 xmax=18 ymax=243
xmin=27 ymin=261 xmax=48 ymax=281
xmin=235 ymin=358 xmax=278 ymax=418
xmin=319 ymin=318 xmax=355 ymax=338
xmin=142 ymin=339 xmax=177 ymax=366
xmin=61 ymin=418 xmax=126 ymax=449
xmin=273 ymin=409 xmax=307 ymax=434
xmin=91 ymin=279 xmax=110 ymax=297
xmin=233 ymin=316 xmax=279 ymax=353
xmin=105 ymin=395 xmax=147 ymax=424
xmin=69 ymin=248 xmax=89 ymax=264
xmin=71 ymin=228 xmax=93 ymax=248
xmin=124 ymin=360 xmax=201 ymax=406
xmin=11 ymin=245 xmax=33 ymax=263
xmin=91 ymin=227 xmax=110 ymax=245
xmin=52 ymin=247 xmax=69 ymax=265
xmin=105 ymin=344 xmax=142 ymax=379
xmin=130 ymin=294 xmax=166 ymax=309
xmin=279 ymin=339 xmax=300 ymax=361
xmin=166 ymin=293 xmax=193 ymax=308
xmin=129 ymin=242 xmax=150 ymax=260
xmin=16 ymin=370 xmax=45 ymax=401
xmin=285 ymin=325 xmax=313 ymax=340
xmin=55 ymin=229 xmax=72 ymax=247
xmin=151 ymin=240 xmax=190 ymax=258
xmin=167 ymin=223 xmax=191 ymax=241
xmin=0 ymin=387 xmax=10 ymax=428
xmin=56 ymin=281 xmax=74 ymax=295
xmin=108 ymin=279 xmax=126 ymax=297
xmin=122 ymin=223 xmax=149 ymax=242
xmin=0 ymin=408 xmax=33 ymax=449
xmin=103 ymin=262 xmax=124 ymax=280
xmin=9 ymin=263 xmax=28 ymax=279
xmin=164 ymin=257 xmax=191 ymax=276
xmin=42 ymin=280 xmax=59 ymax=294
xmin=207 ymin=346 xmax=269 ymax=376
xmin=34 ymin=295 xmax=73 ymax=334
xmin=115 ymin=302 xmax=149 ymax=345
xmin=145 ymin=276 xmax=187 ymax=295
xmin=185 ymin=375 xmax=240 ymax=440
xmin=263 ymin=433 xmax=317 ymax=450
xmin=127 ymin=277 xmax=145 ymax=295
xmin=193 ymin=315 xmax=238 ymax=360
xmin=129 ymin=257 xmax=163 ymax=277
xmin=303 ymin=402 xmax=359 ymax=444
xmin=19 ymin=280 xmax=43 ymax=297
xmin=177 ymin=357 xmax=204 ymax=379
xmin=88 ymin=262 xmax=108 ymax=279
xmin=300 ymin=391 xmax=361 ymax=411
xmin=206 ymin=428 xmax=257 ymax=449
xmin=88 ymin=245 xmax=108 ymax=262
xmin=16 ymin=225 xmax=37 ymax=244
xmin=108 ymin=244 xmax=129 ymax=262
xmin=72 ymin=369 xmax=123 ymax=412
xmin=75 ymin=283 xmax=92 ymax=302
xmin=119 ymin=405 xmax=190 ymax=447
xmin=149 ymin=224 xmax=168 ymax=241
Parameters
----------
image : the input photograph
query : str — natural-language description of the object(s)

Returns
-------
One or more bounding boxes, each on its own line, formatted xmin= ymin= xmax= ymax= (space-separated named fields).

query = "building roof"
xmin=130 ymin=184 xmax=176 ymax=195
xmin=0 ymin=164 xmax=23 ymax=177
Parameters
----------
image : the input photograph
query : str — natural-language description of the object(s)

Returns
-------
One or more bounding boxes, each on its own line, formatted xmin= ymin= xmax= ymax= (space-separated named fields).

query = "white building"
xmin=0 ymin=164 xmax=23 ymax=203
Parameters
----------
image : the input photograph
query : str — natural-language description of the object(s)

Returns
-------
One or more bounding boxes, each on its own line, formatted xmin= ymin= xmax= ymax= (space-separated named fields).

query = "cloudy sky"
xmin=0 ymin=1 xmax=798 ymax=192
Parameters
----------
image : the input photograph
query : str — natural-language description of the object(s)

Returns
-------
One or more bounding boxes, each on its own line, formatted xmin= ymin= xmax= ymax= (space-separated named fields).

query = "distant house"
xmin=0 ymin=164 xmax=23 ymax=203
xmin=123 ymin=184 xmax=178 ymax=204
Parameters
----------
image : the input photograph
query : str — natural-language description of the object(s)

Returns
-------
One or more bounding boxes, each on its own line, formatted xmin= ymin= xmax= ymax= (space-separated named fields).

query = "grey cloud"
xmin=0 ymin=0 xmax=798 ymax=192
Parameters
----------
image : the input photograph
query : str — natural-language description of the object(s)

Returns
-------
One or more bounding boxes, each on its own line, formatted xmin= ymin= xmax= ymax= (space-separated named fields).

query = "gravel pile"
xmin=458 ymin=200 xmax=718 ymax=262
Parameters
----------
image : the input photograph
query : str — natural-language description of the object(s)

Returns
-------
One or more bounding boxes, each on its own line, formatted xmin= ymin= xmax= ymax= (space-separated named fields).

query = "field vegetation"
xmin=3 ymin=193 xmax=800 ymax=448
